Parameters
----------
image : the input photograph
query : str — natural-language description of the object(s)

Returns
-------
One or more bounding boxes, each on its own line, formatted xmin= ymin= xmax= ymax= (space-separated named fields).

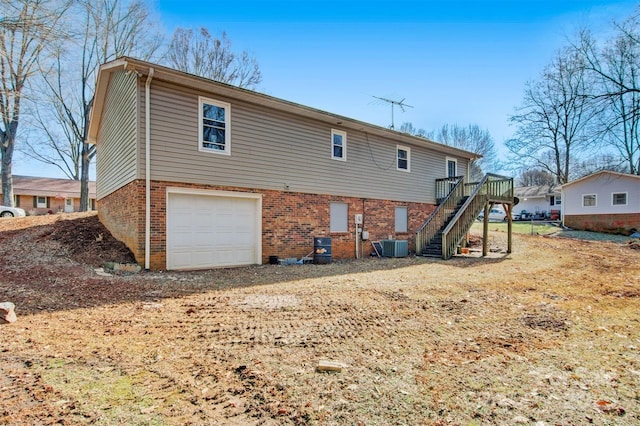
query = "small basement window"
xmin=331 ymin=129 xmax=347 ymax=161
xmin=612 ymin=192 xmax=627 ymax=206
xmin=397 ymin=145 xmax=410 ymax=172
xmin=330 ymin=202 xmax=348 ymax=233
xmin=199 ymin=97 xmax=231 ymax=155
xmin=395 ymin=206 xmax=408 ymax=233
xmin=583 ymin=194 xmax=596 ymax=207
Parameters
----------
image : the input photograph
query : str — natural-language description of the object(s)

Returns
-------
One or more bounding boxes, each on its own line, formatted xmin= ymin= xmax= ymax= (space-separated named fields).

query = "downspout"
xmin=145 ymin=68 xmax=154 ymax=270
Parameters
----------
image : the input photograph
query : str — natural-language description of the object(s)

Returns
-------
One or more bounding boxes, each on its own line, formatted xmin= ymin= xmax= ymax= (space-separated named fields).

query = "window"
xmin=395 ymin=206 xmax=408 ymax=233
xmin=612 ymin=192 xmax=627 ymax=206
xmin=550 ymin=195 xmax=561 ymax=206
xmin=331 ymin=129 xmax=347 ymax=161
xmin=583 ymin=194 xmax=596 ymax=207
xmin=36 ymin=196 xmax=47 ymax=208
xmin=397 ymin=145 xmax=410 ymax=171
xmin=446 ymin=157 xmax=457 ymax=178
xmin=330 ymin=202 xmax=348 ymax=232
xmin=199 ymin=97 xmax=231 ymax=155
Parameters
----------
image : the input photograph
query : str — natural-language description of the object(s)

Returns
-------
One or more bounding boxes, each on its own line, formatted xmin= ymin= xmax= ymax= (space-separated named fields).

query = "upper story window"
xmin=612 ymin=192 xmax=627 ymax=206
xmin=397 ymin=145 xmax=410 ymax=172
xmin=331 ymin=129 xmax=347 ymax=161
xmin=446 ymin=157 xmax=457 ymax=178
xmin=199 ymin=97 xmax=231 ymax=155
xmin=583 ymin=194 xmax=596 ymax=207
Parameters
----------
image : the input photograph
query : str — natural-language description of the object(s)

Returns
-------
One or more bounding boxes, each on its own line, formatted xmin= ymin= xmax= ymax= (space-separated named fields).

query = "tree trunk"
xmin=1 ymin=142 xmax=15 ymax=207
xmin=79 ymin=141 xmax=91 ymax=212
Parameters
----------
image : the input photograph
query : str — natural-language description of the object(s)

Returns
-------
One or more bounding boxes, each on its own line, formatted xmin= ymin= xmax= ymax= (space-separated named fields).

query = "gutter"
xmin=145 ymin=67 xmax=154 ymax=270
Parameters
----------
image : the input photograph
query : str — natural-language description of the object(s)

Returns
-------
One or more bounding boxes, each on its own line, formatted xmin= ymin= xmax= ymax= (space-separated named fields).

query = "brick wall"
xmin=99 ymin=179 xmax=436 ymax=270
xmin=98 ymin=181 xmax=145 ymax=262
xmin=564 ymin=213 xmax=640 ymax=235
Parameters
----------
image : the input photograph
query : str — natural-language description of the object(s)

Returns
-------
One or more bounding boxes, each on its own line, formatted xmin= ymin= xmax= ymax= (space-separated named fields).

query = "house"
xmin=0 ymin=175 xmax=96 ymax=215
xmin=514 ymin=184 xmax=561 ymax=219
xmin=87 ymin=57 xmax=480 ymax=270
xmin=562 ymin=171 xmax=640 ymax=234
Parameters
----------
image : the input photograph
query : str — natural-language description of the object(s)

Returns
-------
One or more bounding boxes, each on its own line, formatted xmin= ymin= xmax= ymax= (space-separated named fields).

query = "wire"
xmin=365 ymin=132 xmax=396 ymax=171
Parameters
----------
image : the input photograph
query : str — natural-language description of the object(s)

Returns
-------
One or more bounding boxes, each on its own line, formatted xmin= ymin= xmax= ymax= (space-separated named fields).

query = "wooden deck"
xmin=417 ymin=174 xmax=514 ymax=259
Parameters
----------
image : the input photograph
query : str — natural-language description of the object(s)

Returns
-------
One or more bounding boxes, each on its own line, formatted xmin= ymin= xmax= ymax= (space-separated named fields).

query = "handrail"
xmin=416 ymin=173 xmax=513 ymax=259
xmin=416 ymin=176 xmax=465 ymax=255
xmin=440 ymin=174 xmax=513 ymax=259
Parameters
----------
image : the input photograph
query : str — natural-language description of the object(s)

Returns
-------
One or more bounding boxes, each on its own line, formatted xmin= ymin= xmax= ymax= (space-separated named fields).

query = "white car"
xmin=477 ymin=207 xmax=507 ymax=222
xmin=0 ymin=205 xmax=26 ymax=217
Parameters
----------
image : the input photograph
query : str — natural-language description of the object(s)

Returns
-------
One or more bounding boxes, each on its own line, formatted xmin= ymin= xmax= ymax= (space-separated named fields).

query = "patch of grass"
xmin=470 ymin=221 xmax=558 ymax=235
xmin=40 ymin=361 xmax=163 ymax=425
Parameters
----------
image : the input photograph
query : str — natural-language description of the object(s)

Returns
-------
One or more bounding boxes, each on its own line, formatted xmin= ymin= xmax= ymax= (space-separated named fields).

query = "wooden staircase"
xmin=416 ymin=174 xmax=514 ymax=259
xmin=421 ymin=196 xmax=468 ymax=257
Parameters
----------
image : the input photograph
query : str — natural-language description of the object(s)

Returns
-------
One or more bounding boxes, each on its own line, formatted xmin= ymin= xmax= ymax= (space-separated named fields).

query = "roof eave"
xmin=89 ymin=57 xmax=480 ymax=160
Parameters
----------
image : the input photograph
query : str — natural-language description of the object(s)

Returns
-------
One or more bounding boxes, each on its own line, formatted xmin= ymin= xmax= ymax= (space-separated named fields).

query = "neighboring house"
xmin=562 ymin=171 xmax=640 ymax=234
xmin=0 ymin=175 xmax=96 ymax=215
xmin=514 ymin=184 xmax=561 ymax=219
xmin=87 ymin=57 xmax=479 ymax=270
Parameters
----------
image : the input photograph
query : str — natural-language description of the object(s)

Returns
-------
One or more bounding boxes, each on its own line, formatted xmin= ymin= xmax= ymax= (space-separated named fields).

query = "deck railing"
xmin=416 ymin=176 xmax=465 ymax=254
xmin=417 ymin=173 xmax=514 ymax=259
xmin=440 ymin=173 xmax=513 ymax=259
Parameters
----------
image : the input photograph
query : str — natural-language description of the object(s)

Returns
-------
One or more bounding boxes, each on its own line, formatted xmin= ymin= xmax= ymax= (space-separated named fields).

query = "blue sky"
xmin=14 ymin=0 xmax=639 ymax=178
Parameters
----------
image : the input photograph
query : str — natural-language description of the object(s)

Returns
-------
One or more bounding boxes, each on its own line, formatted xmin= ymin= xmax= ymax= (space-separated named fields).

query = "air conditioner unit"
xmin=382 ymin=240 xmax=408 ymax=258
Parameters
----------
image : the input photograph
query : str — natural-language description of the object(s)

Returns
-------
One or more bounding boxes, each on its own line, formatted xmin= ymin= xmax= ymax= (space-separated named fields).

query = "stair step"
xmin=421 ymin=252 xmax=443 ymax=258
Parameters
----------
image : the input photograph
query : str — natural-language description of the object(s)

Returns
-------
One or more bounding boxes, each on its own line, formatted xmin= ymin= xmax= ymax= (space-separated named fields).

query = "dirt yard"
xmin=1 ymin=213 xmax=639 ymax=425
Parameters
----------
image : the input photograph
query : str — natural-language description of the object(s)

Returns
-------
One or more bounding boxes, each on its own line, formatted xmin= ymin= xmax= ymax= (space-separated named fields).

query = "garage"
xmin=166 ymin=190 xmax=262 ymax=270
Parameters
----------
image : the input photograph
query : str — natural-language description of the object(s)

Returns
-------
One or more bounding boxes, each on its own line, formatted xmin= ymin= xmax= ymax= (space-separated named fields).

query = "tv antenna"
xmin=372 ymin=95 xmax=413 ymax=129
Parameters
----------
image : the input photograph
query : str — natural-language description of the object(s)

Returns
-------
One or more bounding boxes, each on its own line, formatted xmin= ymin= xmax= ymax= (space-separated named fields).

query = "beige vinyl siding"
xmin=96 ymin=70 xmax=138 ymax=199
xmin=142 ymin=80 xmax=468 ymax=204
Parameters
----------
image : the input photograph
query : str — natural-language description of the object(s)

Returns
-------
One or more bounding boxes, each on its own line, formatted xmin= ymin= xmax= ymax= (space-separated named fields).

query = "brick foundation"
xmin=98 ymin=179 xmax=436 ymax=270
xmin=564 ymin=213 xmax=640 ymax=235
xmin=98 ymin=181 xmax=145 ymax=262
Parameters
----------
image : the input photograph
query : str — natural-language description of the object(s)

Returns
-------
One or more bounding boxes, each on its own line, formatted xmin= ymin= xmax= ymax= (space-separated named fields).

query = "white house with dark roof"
xmin=514 ymin=184 xmax=561 ymax=219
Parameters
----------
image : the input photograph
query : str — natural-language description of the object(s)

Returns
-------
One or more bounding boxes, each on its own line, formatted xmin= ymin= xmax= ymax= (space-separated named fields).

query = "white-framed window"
xmin=330 ymin=202 xmax=348 ymax=233
xmin=199 ymin=97 xmax=231 ymax=155
xmin=331 ymin=129 xmax=347 ymax=161
xmin=550 ymin=195 xmax=561 ymax=205
xmin=36 ymin=196 xmax=47 ymax=208
xmin=446 ymin=157 xmax=457 ymax=178
xmin=397 ymin=145 xmax=410 ymax=172
xmin=395 ymin=206 xmax=408 ymax=233
xmin=612 ymin=192 xmax=627 ymax=206
xmin=583 ymin=194 xmax=597 ymax=207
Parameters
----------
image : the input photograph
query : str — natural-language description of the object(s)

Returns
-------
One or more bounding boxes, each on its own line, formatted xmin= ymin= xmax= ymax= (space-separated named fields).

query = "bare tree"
xmin=0 ymin=0 xmax=67 ymax=206
xmin=166 ymin=28 xmax=262 ymax=89
xmin=516 ymin=169 xmax=556 ymax=186
xmin=575 ymin=13 xmax=640 ymax=174
xmin=428 ymin=124 xmax=499 ymax=180
xmin=399 ymin=122 xmax=498 ymax=179
xmin=573 ymin=153 xmax=629 ymax=177
xmin=25 ymin=0 xmax=162 ymax=210
xmin=506 ymin=48 xmax=597 ymax=184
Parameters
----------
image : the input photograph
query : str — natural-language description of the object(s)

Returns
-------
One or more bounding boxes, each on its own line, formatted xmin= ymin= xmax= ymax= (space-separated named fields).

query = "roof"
xmin=3 ymin=176 xmax=97 ymax=198
xmin=88 ymin=57 xmax=481 ymax=161
xmin=562 ymin=170 xmax=640 ymax=188
xmin=514 ymin=184 xmax=561 ymax=199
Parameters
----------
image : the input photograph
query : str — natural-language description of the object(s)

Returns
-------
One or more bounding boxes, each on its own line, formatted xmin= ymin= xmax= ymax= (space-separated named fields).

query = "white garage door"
xmin=167 ymin=191 xmax=261 ymax=270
